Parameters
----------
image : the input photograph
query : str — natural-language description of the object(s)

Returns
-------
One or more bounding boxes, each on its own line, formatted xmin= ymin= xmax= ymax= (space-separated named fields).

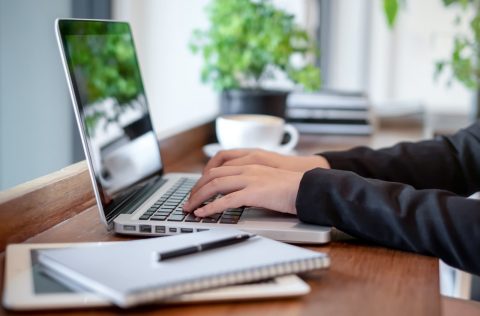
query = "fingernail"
xmin=194 ymin=208 xmax=204 ymax=216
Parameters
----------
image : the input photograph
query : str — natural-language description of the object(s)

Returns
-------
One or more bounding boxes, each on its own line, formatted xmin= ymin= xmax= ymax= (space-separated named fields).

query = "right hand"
xmin=202 ymin=148 xmax=330 ymax=175
xmin=184 ymin=164 xmax=304 ymax=217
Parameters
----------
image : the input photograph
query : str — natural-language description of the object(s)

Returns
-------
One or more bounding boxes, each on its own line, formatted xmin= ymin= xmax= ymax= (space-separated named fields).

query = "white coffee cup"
xmin=215 ymin=114 xmax=299 ymax=152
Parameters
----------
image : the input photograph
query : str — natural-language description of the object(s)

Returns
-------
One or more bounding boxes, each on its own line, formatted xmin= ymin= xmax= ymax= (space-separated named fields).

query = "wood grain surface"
xmin=0 ymin=124 xmax=476 ymax=315
xmin=0 ymin=121 xmax=214 ymax=252
xmin=2 ymin=205 xmax=440 ymax=316
xmin=0 ymin=162 xmax=94 ymax=251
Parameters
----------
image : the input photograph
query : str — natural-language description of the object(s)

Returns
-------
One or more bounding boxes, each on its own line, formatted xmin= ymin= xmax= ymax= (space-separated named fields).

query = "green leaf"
xmin=189 ymin=0 xmax=321 ymax=91
xmin=383 ymin=0 xmax=399 ymax=29
xmin=434 ymin=61 xmax=446 ymax=81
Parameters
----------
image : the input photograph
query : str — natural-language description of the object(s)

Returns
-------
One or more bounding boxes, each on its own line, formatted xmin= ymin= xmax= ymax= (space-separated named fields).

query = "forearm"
xmin=319 ymin=122 xmax=480 ymax=195
xmin=296 ymin=168 xmax=480 ymax=275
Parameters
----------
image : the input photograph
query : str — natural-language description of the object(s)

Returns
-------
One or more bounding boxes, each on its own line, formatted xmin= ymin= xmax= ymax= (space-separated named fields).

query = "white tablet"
xmin=3 ymin=242 xmax=310 ymax=311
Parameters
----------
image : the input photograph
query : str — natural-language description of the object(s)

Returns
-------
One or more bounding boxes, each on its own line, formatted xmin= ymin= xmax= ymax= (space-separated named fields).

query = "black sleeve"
xmin=320 ymin=122 xmax=480 ymax=196
xmin=296 ymin=168 xmax=480 ymax=275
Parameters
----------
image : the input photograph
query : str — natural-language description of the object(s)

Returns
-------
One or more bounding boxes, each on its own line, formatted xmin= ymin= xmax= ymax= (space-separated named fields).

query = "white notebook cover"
xmin=37 ymin=229 xmax=329 ymax=308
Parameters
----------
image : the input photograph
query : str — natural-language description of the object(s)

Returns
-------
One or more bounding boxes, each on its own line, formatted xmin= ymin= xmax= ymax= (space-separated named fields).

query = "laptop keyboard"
xmin=138 ymin=177 xmax=244 ymax=224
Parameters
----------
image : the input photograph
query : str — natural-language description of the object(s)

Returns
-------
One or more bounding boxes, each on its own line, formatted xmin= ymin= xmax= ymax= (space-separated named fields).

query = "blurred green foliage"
xmin=435 ymin=0 xmax=480 ymax=90
xmin=190 ymin=0 xmax=321 ymax=92
xmin=66 ymin=22 xmax=143 ymax=134
xmin=384 ymin=0 xmax=480 ymax=90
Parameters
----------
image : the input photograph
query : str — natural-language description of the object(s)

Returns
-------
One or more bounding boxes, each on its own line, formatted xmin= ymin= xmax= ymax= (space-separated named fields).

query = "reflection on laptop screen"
xmin=58 ymin=20 xmax=162 ymax=219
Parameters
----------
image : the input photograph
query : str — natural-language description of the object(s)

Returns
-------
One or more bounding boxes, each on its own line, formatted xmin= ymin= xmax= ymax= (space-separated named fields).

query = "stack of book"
xmin=286 ymin=91 xmax=374 ymax=135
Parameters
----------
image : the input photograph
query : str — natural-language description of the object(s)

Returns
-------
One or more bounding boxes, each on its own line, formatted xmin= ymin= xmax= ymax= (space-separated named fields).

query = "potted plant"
xmin=190 ymin=0 xmax=321 ymax=118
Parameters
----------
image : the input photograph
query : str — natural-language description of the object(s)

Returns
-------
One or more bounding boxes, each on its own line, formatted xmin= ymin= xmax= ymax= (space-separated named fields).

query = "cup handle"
xmin=279 ymin=124 xmax=299 ymax=153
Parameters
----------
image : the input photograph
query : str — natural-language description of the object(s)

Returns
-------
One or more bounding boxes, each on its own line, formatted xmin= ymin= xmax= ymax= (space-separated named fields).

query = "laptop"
xmin=55 ymin=19 xmax=330 ymax=244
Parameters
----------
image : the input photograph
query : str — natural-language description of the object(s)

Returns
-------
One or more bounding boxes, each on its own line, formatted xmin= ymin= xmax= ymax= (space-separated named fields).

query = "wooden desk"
xmin=0 ymin=123 xmax=476 ymax=316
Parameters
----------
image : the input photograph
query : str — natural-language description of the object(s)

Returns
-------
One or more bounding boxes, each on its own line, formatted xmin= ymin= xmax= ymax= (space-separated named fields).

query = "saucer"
xmin=202 ymin=143 xmax=298 ymax=158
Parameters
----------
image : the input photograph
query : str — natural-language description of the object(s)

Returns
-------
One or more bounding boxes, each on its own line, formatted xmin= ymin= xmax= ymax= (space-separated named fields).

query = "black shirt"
xmin=295 ymin=122 xmax=480 ymax=275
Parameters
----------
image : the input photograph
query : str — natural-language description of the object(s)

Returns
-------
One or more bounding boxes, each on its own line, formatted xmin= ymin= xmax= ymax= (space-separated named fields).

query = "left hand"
xmin=201 ymin=148 xmax=330 ymax=174
xmin=183 ymin=165 xmax=303 ymax=217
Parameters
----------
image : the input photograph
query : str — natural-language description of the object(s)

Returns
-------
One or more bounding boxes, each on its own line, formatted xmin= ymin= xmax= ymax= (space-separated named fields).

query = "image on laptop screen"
xmin=58 ymin=20 xmax=162 ymax=215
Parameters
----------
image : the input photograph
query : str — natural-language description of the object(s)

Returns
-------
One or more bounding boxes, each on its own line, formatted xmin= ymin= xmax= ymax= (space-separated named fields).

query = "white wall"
xmin=0 ymin=0 xmax=73 ymax=190
xmin=326 ymin=0 xmax=371 ymax=92
xmin=112 ymin=0 xmax=312 ymax=137
xmin=388 ymin=0 xmax=472 ymax=113
xmin=368 ymin=0 xmax=473 ymax=113
xmin=325 ymin=0 xmax=473 ymax=114
xmin=113 ymin=0 xmax=218 ymax=139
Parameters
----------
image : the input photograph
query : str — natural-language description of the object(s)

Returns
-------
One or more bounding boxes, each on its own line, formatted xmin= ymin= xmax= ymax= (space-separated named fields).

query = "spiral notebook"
xmin=37 ymin=229 xmax=329 ymax=308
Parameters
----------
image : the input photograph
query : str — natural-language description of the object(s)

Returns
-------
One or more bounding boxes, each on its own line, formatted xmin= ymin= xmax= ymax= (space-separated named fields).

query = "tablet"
xmin=3 ymin=242 xmax=310 ymax=310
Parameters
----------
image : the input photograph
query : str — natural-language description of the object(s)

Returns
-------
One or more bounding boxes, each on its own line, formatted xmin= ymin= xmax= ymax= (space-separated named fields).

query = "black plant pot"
xmin=220 ymin=89 xmax=289 ymax=118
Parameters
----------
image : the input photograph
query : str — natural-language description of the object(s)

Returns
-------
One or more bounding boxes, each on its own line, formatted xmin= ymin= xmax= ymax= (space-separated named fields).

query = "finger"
xmin=223 ymin=155 xmax=259 ymax=168
xmin=190 ymin=166 xmax=243 ymax=196
xmin=185 ymin=175 xmax=245 ymax=212
xmin=203 ymin=149 xmax=252 ymax=174
xmin=194 ymin=191 xmax=246 ymax=217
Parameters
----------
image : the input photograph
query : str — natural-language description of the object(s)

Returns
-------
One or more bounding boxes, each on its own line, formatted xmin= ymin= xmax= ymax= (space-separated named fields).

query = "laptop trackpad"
xmin=241 ymin=208 xmax=296 ymax=222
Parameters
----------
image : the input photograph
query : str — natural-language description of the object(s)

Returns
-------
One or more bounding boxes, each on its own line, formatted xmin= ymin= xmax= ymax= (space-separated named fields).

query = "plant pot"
xmin=220 ymin=89 xmax=289 ymax=118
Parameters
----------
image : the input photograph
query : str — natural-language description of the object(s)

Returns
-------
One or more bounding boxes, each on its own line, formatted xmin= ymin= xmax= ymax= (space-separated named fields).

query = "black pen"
xmin=157 ymin=233 xmax=255 ymax=261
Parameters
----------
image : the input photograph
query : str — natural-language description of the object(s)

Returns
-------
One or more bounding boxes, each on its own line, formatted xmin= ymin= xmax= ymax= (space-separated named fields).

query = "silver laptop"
xmin=55 ymin=19 xmax=330 ymax=244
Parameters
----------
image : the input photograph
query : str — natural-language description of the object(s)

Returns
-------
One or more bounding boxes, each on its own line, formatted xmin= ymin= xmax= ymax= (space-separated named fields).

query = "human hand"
xmin=183 ymin=165 xmax=303 ymax=217
xmin=202 ymin=148 xmax=330 ymax=175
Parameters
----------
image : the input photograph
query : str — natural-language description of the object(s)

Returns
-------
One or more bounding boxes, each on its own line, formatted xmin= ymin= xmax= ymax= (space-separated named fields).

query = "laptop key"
xmin=150 ymin=216 xmax=168 ymax=221
xmin=228 ymin=214 xmax=242 ymax=218
xmin=156 ymin=210 xmax=172 ymax=215
xmin=220 ymin=215 xmax=240 ymax=220
xmin=139 ymin=215 xmax=151 ymax=220
xmin=219 ymin=218 xmax=239 ymax=224
xmin=185 ymin=214 xmax=202 ymax=222
xmin=167 ymin=214 xmax=186 ymax=221
xmin=224 ymin=208 xmax=243 ymax=214
xmin=202 ymin=217 xmax=219 ymax=223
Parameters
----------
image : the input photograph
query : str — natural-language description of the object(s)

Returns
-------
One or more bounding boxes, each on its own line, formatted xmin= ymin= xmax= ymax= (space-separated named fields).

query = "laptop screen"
xmin=57 ymin=20 xmax=163 ymax=221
